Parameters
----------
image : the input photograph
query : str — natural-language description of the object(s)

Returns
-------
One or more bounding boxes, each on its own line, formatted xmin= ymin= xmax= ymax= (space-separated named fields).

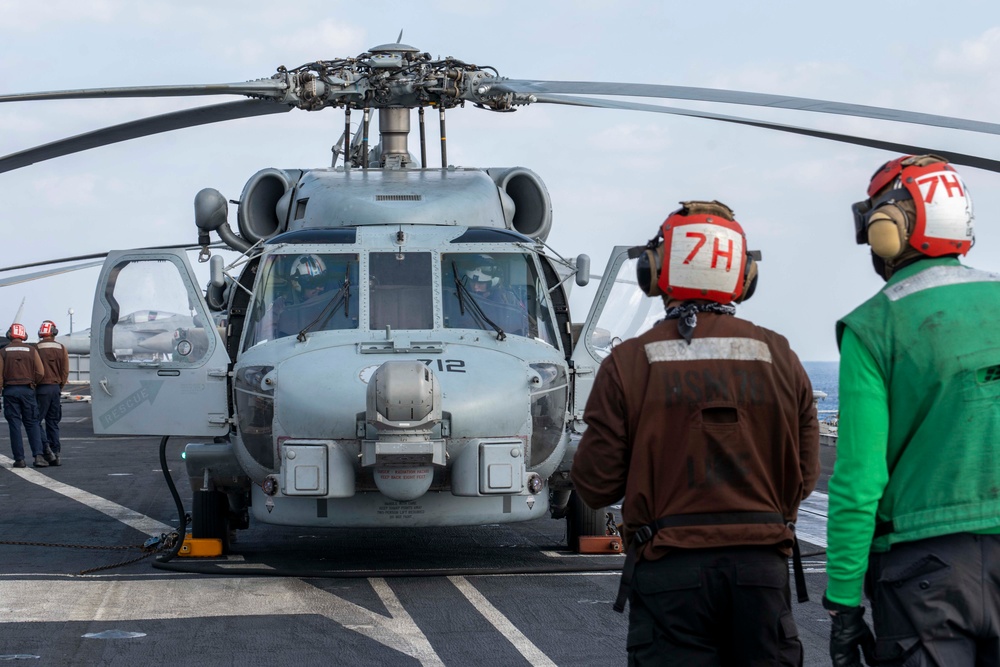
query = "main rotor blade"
xmin=501 ymin=80 xmax=1000 ymax=136
xmin=536 ymin=94 xmax=1000 ymax=173
xmin=0 ymin=99 xmax=292 ymax=173
xmin=0 ymin=81 xmax=286 ymax=103
xmin=0 ymin=242 xmax=226 ymax=273
xmin=0 ymin=261 xmax=104 ymax=288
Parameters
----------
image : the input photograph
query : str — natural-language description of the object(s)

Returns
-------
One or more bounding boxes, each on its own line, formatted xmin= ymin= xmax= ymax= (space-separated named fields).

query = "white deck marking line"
xmin=0 ymin=453 xmax=172 ymax=536
xmin=0 ymin=578 xmax=444 ymax=664
xmin=369 ymin=578 xmax=444 ymax=667
xmin=449 ymin=576 xmax=557 ymax=667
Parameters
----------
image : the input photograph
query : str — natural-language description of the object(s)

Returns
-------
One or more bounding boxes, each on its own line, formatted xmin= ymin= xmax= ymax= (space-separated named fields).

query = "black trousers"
xmin=866 ymin=532 xmax=1000 ymax=667
xmin=627 ymin=546 xmax=802 ymax=667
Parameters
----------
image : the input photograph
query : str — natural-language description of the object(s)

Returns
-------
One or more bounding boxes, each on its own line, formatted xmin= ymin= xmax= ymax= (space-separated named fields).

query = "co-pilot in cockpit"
xmin=442 ymin=252 xmax=557 ymax=344
xmin=246 ymin=253 xmax=359 ymax=347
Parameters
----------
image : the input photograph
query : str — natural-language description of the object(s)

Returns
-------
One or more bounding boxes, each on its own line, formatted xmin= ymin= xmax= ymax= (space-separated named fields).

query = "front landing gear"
xmin=180 ymin=489 xmax=229 ymax=557
xmin=566 ymin=491 xmax=623 ymax=554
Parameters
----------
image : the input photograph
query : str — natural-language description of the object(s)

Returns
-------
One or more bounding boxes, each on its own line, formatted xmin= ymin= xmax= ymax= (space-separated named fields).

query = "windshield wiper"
xmin=297 ymin=271 xmax=352 ymax=342
xmin=451 ymin=261 xmax=506 ymax=341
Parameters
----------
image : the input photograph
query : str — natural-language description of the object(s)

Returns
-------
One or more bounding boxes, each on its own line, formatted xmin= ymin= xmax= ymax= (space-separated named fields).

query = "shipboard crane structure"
xmin=3 ymin=41 xmax=1000 ymax=552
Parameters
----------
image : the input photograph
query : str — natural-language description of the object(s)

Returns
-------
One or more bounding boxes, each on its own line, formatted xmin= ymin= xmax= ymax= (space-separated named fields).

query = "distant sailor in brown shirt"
xmin=0 ymin=323 xmax=46 ymax=468
xmin=35 ymin=320 xmax=70 ymax=466
xmin=571 ymin=201 xmax=820 ymax=667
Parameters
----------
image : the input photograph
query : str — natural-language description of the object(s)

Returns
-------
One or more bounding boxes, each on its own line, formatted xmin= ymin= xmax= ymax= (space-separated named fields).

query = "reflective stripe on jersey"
xmin=36 ymin=342 xmax=64 ymax=349
xmin=884 ymin=265 xmax=1000 ymax=302
xmin=644 ymin=337 xmax=772 ymax=364
xmin=3 ymin=346 xmax=32 ymax=353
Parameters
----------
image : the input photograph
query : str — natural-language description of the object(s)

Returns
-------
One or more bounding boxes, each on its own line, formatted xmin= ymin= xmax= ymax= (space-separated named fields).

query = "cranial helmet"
xmin=852 ymin=154 xmax=974 ymax=278
xmin=7 ymin=323 xmax=27 ymax=341
xmin=38 ymin=320 xmax=58 ymax=337
xmin=290 ymin=254 xmax=326 ymax=290
xmin=635 ymin=200 xmax=760 ymax=304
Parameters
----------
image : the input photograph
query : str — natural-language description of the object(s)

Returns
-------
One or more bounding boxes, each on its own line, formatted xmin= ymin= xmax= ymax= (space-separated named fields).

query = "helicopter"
xmin=2 ymin=40 xmax=999 ymax=555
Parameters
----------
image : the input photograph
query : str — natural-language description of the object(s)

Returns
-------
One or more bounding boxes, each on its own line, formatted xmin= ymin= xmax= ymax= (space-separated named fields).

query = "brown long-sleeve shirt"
xmin=0 ymin=343 xmax=45 ymax=388
xmin=35 ymin=339 xmax=70 ymax=387
xmin=571 ymin=313 xmax=820 ymax=560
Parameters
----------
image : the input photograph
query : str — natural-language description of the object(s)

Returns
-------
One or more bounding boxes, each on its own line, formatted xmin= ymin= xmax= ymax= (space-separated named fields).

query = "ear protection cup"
xmin=867 ymin=204 xmax=909 ymax=259
xmin=636 ymin=246 xmax=664 ymax=296
xmin=38 ymin=320 xmax=59 ymax=337
xmin=734 ymin=254 xmax=758 ymax=303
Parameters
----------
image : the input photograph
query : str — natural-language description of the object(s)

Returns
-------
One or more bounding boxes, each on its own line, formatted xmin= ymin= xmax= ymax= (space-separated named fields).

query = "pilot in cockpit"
xmin=288 ymin=254 xmax=328 ymax=303
xmin=255 ymin=254 xmax=327 ymax=341
xmin=453 ymin=257 xmax=531 ymax=336
xmin=463 ymin=260 xmax=523 ymax=310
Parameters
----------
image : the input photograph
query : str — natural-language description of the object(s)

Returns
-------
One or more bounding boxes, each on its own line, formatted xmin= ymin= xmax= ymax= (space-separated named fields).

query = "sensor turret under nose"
xmin=363 ymin=360 xmax=445 ymax=501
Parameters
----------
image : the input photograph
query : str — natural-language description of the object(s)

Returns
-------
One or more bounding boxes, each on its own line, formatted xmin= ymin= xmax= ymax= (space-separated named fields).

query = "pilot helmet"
xmin=38 ymin=320 xmax=58 ymax=337
xmin=465 ymin=265 xmax=500 ymax=289
xmin=7 ymin=323 xmax=27 ymax=341
xmin=290 ymin=254 xmax=326 ymax=292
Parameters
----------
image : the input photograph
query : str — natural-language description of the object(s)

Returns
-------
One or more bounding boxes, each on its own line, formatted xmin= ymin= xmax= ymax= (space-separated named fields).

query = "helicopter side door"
xmin=90 ymin=249 xmax=230 ymax=436
xmin=568 ymin=246 xmax=661 ymax=431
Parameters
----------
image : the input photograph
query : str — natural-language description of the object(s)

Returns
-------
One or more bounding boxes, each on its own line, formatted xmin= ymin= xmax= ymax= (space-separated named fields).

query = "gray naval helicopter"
xmin=3 ymin=41 xmax=1000 ymax=553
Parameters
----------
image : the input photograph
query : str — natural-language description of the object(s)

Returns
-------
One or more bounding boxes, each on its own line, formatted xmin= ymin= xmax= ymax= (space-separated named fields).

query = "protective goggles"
xmin=851 ymin=187 xmax=910 ymax=244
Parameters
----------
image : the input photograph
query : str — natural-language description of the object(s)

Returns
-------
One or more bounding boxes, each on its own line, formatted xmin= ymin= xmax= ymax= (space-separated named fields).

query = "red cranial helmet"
xmin=7 ymin=323 xmax=27 ymax=341
xmin=636 ymin=201 xmax=759 ymax=305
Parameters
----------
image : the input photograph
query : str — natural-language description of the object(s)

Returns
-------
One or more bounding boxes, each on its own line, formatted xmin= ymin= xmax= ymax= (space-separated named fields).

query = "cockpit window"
xmin=245 ymin=253 xmax=359 ymax=348
xmin=369 ymin=252 xmax=433 ymax=330
xmin=441 ymin=252 xmax=557 ymax=346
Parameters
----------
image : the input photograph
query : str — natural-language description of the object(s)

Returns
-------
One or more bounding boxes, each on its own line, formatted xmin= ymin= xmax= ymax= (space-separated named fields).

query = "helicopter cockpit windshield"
xmin=442 ymin=252 xmax=557 ymax=345
xmin=245 ymin=252 xmax=359 ymax=348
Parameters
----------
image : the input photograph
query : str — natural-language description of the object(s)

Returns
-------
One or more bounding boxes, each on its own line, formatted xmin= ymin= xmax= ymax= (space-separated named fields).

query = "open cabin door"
xmin=90 ymin=249 xmax=230 ymax=436
xmin=569 ymin=246 xmax=663 ymax=431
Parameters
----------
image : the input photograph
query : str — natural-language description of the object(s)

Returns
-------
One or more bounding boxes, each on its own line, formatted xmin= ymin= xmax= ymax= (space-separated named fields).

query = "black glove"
xmin=823 ymin=594 xmax=877 ymax=667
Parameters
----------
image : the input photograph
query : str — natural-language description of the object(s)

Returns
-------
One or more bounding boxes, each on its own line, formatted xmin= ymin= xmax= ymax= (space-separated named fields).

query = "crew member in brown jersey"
xmin=35 ymin=320 xmax=70 ymax=466
xmin=0 ymin=323 xmax=46 ymax=468
xmin=572 ymin=201 xmax=820 ymax=667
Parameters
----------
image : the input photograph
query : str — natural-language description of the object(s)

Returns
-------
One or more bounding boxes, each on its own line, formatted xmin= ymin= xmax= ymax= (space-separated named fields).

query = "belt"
xmin=613 ymin=511 xmax=808 ymax=612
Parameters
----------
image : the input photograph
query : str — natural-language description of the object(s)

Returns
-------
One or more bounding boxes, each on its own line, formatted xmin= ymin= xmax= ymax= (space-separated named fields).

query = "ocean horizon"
xmin=803 ymin=360 xmax=838 ymax=416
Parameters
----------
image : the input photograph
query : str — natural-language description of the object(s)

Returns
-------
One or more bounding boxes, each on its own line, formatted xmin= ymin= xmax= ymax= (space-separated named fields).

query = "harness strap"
xmin=613 ymin=511 xmax=807 ymax=613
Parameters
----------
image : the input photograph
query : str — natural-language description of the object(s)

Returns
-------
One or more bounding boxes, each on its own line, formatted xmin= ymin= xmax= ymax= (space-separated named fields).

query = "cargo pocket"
xmin=872 ymin=552 xmax=953 ymax=643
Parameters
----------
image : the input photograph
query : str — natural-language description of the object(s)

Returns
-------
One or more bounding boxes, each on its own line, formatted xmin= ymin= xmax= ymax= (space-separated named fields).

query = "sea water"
xmin=803 ymin=360 xmax=839 ymax=417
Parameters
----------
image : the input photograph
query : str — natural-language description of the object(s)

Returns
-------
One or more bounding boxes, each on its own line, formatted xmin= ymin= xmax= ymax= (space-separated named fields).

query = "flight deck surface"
xmin=0 ymin=402 xmax=837 ymax=666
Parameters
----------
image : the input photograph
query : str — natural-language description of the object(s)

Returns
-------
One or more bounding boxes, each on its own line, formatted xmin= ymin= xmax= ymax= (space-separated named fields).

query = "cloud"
xmin=935 ymin=25 xmax=1000 ymax=72
xmin=0 ymin=0 xmax=123 ymax=30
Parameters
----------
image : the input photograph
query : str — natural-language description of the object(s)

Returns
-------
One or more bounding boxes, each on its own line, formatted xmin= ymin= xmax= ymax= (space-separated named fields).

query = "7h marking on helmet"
xmin=682 ymin=231 xmax=736 ymax=271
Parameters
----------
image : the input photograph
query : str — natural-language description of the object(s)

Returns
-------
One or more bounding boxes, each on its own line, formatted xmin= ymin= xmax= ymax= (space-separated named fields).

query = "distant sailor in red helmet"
xmin=825 ymin=155 xmax=1000 ymax=667
xmin=0 ymin=323 xmax=46 ymax=468
xmin=35 ymin=320 xmax=69 ymax=466
xmin=572 ymin=200 xmax=820 ymax=666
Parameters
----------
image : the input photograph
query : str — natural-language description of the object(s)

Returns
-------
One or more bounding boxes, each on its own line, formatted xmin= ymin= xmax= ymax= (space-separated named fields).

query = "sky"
xmin=1 ymin=0 xmax=1000 ymax=361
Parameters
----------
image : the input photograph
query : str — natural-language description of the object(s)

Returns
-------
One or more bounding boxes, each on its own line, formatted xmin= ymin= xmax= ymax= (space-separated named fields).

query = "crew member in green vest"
xmin=825 ymin=154 xmax=1000 ymax=666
